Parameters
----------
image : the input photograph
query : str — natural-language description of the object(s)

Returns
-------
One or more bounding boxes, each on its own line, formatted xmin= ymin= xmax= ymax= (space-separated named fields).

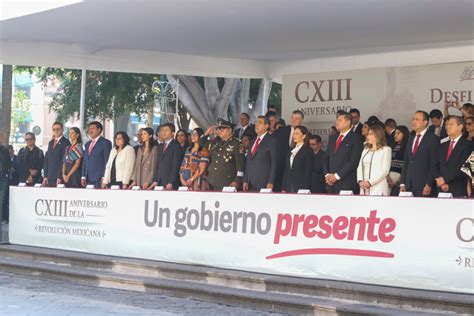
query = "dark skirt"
xmin=64 ymin=162 xmax=82 ymax=188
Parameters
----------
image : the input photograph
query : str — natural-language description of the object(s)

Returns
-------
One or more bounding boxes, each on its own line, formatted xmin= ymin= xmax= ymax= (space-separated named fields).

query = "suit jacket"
xmin=133 ymin=145 xmax=158 ymax=186
xmin=386 ymin=131 xmax=396 ymax=148
xmin=400 ymin=131 xmax=440 ymax=197
xmin=352 ymin=122 xmax=363 ymax=135
xmin=273 ymin=125 xmax=292 ymax=191
xmin=433 ymin=137 xmax=471 ymax=197
xmin=0 ymin=145 xmax=10 ymax=177
xmin=428 ymin=123 xmax=448 ymax=140
xmin=233 ymin=125 xmax=256 ymax=140
xmin=282 ymin=144 xmax=313 ymax=193
xmin=44 ymin=137 xmax=70 ymax=183
xmin=82 ymin=136 xmax=112 ymax=184
xmin=311 ymin=150 xmax=327 ymax=194
xmin=154 ymin=139 xmax=182 ymax=188
xmin=324 ymin=131 xmax=364 ymax=194
xmin=243 ymin=133 xmax=278 ymax=191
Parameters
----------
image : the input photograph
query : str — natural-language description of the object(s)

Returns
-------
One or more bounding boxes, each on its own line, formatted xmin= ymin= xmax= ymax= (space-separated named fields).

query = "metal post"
xmin=79 ymin=69 xmax=86 ymax=130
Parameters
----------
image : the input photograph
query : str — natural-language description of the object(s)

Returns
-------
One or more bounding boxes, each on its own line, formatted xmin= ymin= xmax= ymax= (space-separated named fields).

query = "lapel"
xmin=161 ymin=139 xmax=174 ymax=158
xmin=333 ymin=131 xmax=351 ymax=155
xmin=415 ymin=132 xmax=430 ymax=156
xmin=51 ymin=138 xmax=62 ymax=153
xmin=250 ymin=134 xmax=267 ymax=160
xmin=88 ymin=137 xmax=101 ymax=157
xmin=445 ymin=137 xmax=465 ymax=164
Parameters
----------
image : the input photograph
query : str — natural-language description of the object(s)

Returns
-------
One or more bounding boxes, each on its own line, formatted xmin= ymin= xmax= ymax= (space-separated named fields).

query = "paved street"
xmin=0 ymin=272 xmax=285 ymax=315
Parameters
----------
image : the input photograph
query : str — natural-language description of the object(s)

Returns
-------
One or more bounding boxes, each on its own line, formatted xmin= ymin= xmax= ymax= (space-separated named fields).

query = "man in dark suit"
xmin=273 ymin=110 xmax=304 ymax=191
xmin=309 ymin=135 xmax=327 ymax=194
xmin=400 ymin=111 xmax=440 ymax=197
xmin=151 ymin=123 xmax=182 ymax=190
xmin=350 ymin=108 xmax=363 ymax=135
xmin=81 ymin=121 xmax=112 ymax=188
xmin=428 ymin=109 xmax=447 ymax=139
xmin=243 ymin=116 xmax=278 ymax=192
xmin=233 ymin=113 xmax=256 ymax=141
xmin=433 ymin=116 xmax=471 ymax=197
xmin=42 ymin=122 xmax=70 ymax=187
xmin=385 ymin=118 xmax=397 ymax=148
xmin=324 ymin=112 xmax=364 ymax=194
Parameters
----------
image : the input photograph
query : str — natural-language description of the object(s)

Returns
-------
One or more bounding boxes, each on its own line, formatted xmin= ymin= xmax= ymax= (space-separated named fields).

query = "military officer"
xmin=200 ymin=118 xmax=245 ymax=190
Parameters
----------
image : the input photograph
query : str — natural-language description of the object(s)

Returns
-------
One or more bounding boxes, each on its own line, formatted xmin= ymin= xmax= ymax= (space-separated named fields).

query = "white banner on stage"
xmin=282 ymin=61 xmax=474 ymax=147
xmin=9 ymin=187 xmax=474 ymax=294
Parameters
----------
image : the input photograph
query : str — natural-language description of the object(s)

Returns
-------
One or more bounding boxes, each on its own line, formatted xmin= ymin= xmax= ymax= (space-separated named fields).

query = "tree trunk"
xmin=146 ymin=99 xmax=154 ymax=127
xmin=253 ymin=79 xmax=272 ymax=118
xmin=1 ymin=65 xmax=13 ymax=144
xmin=177 ymin=102 xmax=190 ymax=131
xmin=114 ymin=112 xmax=130 ymax=134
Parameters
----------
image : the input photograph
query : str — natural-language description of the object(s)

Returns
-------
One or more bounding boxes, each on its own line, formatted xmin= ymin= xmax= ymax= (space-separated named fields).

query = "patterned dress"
xmin=63 ymin=143 xmax=83 ymax=188
xmin=179 ymin=147 xmax=210 ymax=191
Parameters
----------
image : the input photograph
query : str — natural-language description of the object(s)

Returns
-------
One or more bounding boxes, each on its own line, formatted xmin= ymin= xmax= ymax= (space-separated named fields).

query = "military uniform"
xmin=200 ymin=119 xmax=245 ymax=190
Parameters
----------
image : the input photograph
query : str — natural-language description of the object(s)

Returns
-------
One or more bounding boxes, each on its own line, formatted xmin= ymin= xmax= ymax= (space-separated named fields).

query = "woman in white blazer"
xmin=357 ymin=125 xmax=392 ymax=196
xmin=102 ymin=132 xmax=136 ymax=189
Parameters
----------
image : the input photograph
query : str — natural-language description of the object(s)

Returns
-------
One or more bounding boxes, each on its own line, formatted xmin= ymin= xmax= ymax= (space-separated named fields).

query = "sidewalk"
xmin=0 ymin=271 xmax=284 ymax=315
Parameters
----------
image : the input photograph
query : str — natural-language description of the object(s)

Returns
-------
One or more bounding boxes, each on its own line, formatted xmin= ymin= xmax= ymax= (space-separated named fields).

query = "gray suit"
xmin=244 ymin=134 xmax=278 ymax=191
xmin=132 ymin=145 xmax=158 ymax=186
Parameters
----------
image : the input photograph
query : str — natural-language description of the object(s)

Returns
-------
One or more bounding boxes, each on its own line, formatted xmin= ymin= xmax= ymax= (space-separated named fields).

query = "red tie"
xmin=162 ymin=142 xmax=167 ymax=155
xmin=445 ymin=140 xmax=455 ymax=161
xmin=53 ymin=139 xmax=58 ymax=150
xmin=334 ymin=134 xmax=344 ymax=153
xmin=251 ymin=137 xmax=261 ymax=158
xmin=88 ymin=140 xmax=96 ymax=155
xmin=412 ymin=134 xmax=421 ymax=156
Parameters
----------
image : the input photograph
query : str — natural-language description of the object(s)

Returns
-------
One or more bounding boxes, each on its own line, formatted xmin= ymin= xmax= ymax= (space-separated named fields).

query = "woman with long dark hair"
xmin=58 ymin=127 xmax=83 ymax=188
xmin=179 ymin=128 xmax=210 ymax=190
xmin=175 ymin=129 xmax=189 ymax=161
xmin=102 ymin=131 xmax=136 ymax=189
xmin=388 ymin=125 xmax=409 ymax=195
xmin=130 ymin=127 xmax=158 ymax=190
xmin=282 ymin=125 xmax=313 ymax=193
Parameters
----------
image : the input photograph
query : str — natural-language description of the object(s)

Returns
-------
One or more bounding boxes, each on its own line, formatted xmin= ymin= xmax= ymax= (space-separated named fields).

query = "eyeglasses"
xmin=52 ymin=128 xmax=61 ymax=131
xmin=25 ymin=138 xmax=33 ymax=141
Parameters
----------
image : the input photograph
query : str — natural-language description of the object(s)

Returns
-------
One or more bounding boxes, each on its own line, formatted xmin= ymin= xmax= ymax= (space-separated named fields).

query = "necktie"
xmin=239 ymin=127 xmax=244 ymax=139
xmin=53 ymin=139 xmax=58 ymax=150
xmin=445 ymin=140 xmax=455 ymax=161
xmin=412 ymin=134 xmax=422 ymax=156
xmin=88 ymin=140 xmax=96 ymax=155
xmin=251 ymin=137 xmax=261 ymax=158
xmin=162 ymin=142 xmax=167 ymax=155
xmin=352 ymin=125 xmax=355 ymax=132
xmin=334 ymin=134 xmax=344 ymax=153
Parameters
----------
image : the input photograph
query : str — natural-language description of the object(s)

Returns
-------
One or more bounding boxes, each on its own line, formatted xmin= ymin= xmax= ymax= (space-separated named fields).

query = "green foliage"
xmin=11 ymin=90 xmax=31 ymax=141
xmin=15 ymin=66 xmax=160 ymax=128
